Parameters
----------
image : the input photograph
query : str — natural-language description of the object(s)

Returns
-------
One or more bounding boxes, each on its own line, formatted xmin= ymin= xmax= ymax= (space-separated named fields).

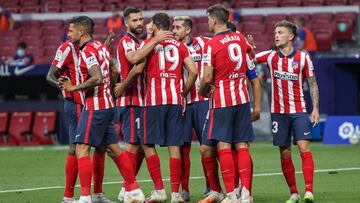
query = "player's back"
xmin=203 ymin=30 xmax=255 ymax=108
xmin=80 ymin=40 xmax=114 ymax=110
xmin=144 ymin=37 xmax=189 ymax=106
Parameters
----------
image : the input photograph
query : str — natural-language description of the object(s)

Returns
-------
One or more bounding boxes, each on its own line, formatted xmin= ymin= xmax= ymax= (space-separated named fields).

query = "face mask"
xmin=0 ymin=7 xmax=3 ymax=13
xmin=112 ymin=12 xmax=119 ymax=17
xmin=17 ymin=49 xmax=25 ymax=57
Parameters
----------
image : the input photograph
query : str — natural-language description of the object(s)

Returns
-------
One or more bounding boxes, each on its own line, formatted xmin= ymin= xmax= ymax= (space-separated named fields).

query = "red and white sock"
xmin=237 ymin=148 xmax=253 ymax=194
xmin=92 ymin=152 xmax=105 ymax=194
xmin=78 ymin=156 xmax=92 ymax=196
xmin=281 ymin=156 xmax=298 ymax=194
xmin=218 ymin=148 xmax=235 ymax=193
xmin=64 ymin=154 xmax=78 ymax=198
xmin=301 ymin=151 xmax=314 ymax=193
xmin=146 ymin=154 xmax=164 ymax=190
xmin=114 ymin=152 xmax=139 ymax=191
xmin=180 ymin=145 xmax=191 ymax=192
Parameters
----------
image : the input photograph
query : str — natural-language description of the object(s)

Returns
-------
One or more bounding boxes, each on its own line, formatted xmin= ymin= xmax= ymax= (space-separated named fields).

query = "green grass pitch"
xmin=0 ymin=143 xmax=359 ymax=203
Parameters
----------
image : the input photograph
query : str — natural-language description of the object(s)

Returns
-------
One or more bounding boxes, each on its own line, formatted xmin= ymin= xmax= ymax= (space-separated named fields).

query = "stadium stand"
xmin=0 ymin=112 xmax=11 ymax=145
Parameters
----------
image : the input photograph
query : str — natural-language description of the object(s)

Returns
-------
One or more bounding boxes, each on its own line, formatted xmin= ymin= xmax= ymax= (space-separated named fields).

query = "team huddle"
xmin=46 ymin=3 xmax=320 ymax=203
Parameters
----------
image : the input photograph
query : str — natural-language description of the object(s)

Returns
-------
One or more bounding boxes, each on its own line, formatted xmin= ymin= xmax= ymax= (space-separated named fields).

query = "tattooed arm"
xmin=59 ymin=66 xmax=102 ymax=92
xmin=308 ymin=75 xmax=320 ymax=126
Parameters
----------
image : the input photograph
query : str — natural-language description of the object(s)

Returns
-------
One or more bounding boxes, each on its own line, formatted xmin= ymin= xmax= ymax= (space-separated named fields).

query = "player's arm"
xmin=304 ymin=54 xmax=319 ymax=126
xmin=126 ymin=30 xmax=172 ymax=64
xmin=60 ymin=65 xmax=102 ymax=92
xmin=246 ymin=53 xmax=261 ymax=121
xmin=182 ymin=56 xmax=198 ymax=96
xmin=199 ymin=65 xmax=213 ymax=98
xmin=308 ymin=75 xmax=319 ymax=125
xmin=46 ymin=65 xmax=60 ymax=88
xmin=109 ymin=58 xmax=118 ymax=96
xmin=114 ymin=60 xmax=146 ymax=97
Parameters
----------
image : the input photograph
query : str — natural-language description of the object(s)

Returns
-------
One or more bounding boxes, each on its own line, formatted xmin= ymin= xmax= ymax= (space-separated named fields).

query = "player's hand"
xmin=181 ymin=97 xmax=187 ymax=116
xmin=114 ymin=82 xmax=126 ymax=97
xmin=154 ymin=30 xmax=173 ymax=43
xmin=251 ymin=109 xmax=260 ymax=121
xmin=311 ymin=108 xmax=320 ymax=127
xmin=246 ymin=34 xmax=256 ymax=49
xmin=104 ymin=32 xmax=115 ymax=48
xmin=59 ymin=76 xmax=76 ymax=92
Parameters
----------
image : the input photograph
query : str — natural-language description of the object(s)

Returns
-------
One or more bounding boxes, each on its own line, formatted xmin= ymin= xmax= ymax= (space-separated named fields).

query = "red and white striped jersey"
xmin=203 ymin=30 xmax=255 ymax=109
xmin=255 ymin=49 xmax=315 ymax=114
xmin=52 ymin=41 xmax=85 ymax=105
xmin=79 ymin=40 xmax=114 ymax=110
xmin=140 ymin=37 xmax=190 ymax=106
xmin=116 ymin=33 xmax=145 ymax=107
xmin=184 ymin=35 xmax=210 ymax=104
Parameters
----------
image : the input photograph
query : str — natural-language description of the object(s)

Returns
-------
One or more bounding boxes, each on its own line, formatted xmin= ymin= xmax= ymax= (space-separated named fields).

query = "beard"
xmin=130 ymin=26 xmax=143 ymax=36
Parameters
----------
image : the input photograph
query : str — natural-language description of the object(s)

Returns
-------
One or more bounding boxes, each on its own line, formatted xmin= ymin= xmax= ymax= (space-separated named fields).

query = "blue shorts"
xmin=64 ymin=100 xmax=83 ymax=144
xmin=74 ymin=108 xmax=118 ymax=147
xmin=116 ymin=106 xmax=142 ymax=144
xmin=203 ymin=103 xmax=254 ymax=145
xmin=142 ymin=105 xmax=184 ymax=146
xmin=271 ymin=113 xmax=312 ymax=147
xmin=183 ymin=100 xmax=209 ymax=144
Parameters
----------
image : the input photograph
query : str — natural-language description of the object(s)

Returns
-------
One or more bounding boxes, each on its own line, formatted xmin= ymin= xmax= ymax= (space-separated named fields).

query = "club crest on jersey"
xmin=274 ymin=70 xmax=298 ymax=81
xmin=292 ymin=61 xmax=299 ymax=70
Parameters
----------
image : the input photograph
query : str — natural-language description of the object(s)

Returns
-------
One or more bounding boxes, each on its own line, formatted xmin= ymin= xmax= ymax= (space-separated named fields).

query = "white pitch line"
xmin=0 ymin=167 xmax=359 ymax=194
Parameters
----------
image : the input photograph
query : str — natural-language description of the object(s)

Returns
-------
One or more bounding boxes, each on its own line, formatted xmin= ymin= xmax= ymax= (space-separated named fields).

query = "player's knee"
xmin=125 ymin=144 xmax=139 ymax=153
xmin=68 ymin=144 xmax=76 ymax=155
xmin=75 ymin=144 xmax=91 ymax=158
xmin=200 ymin=145 xmax=214 ymax=157
xmin=280 ymin=147 xmax=292 ymax=159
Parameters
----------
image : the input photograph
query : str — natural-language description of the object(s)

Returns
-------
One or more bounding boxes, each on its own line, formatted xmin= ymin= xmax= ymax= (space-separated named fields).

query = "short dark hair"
xmin=17 ymin=41 xmax=27 ymax=49
xmin=124 ymin=6 xmax=141 ymax=19
xmin=152 ymin=12 xmax=170 ymax=30
xmin=70 ymin=16 xmax=95 ymax=35
xmin=275 ymin=20 xmax=297 ymax=39
xmin=206 ymin=4 xmax=229 ymax=24
xmin=295 ymin=16 xmax=305 ymax=26
xmin=111 ymin=2 xmax=119 ymax=8
xmin=226 ymin=21 xmax=236 ymax=32
xmin=173 ymin=16 xmax=192 ymax=29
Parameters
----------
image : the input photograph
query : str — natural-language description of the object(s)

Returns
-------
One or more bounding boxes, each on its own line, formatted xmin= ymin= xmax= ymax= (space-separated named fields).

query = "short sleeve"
xmin=52 ymin=43 xmax=72 ymax=69
xmin=304 ymin=53 xmax=315 ymax=78
xmin=202 ymin=43 xmax=213 ymax=67
xmin=120 ymin=38 xmax=136 ymax=55
xmin=81 ymin=47 xmax=99 ymax=69
xmin=255 ymin=50 xmax=272 ymax=64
